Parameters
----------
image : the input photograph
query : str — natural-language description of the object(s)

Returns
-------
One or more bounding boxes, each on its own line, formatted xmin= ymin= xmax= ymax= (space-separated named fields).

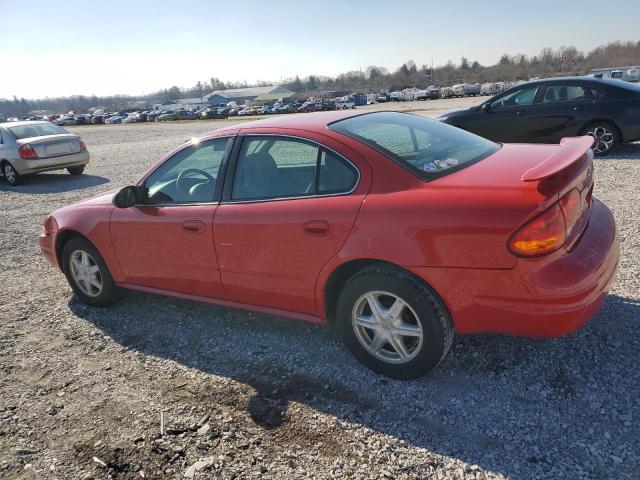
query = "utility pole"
xmin=432 ymin=57 xmax=435 ymax=83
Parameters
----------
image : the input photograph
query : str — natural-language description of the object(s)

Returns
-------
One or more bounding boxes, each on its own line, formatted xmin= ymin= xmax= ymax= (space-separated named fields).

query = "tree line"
xmin=2 ymin=40 xmax=639 ymax=116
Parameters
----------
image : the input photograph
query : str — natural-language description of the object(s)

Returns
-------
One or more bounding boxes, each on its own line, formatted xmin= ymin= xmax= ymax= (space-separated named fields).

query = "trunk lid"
xmin=434 ymin=136 xmax=595 ymax=254
xmin=436 ymin=138 xmax=594 ymax=203
xmin=17 ymin=134 xmax=81 ymax=158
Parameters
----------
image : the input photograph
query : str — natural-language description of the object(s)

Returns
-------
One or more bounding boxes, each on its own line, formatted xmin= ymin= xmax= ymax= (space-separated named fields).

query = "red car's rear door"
xmin=213 ymin=132 xmax=370 ymax=315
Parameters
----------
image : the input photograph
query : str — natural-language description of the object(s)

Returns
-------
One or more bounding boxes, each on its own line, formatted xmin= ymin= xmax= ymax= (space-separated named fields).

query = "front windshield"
xmin=329 ymin=112 xmax=500 ymax=180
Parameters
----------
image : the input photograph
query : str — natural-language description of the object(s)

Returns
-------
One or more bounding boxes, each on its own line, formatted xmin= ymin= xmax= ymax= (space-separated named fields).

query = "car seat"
xmin=234 ymin=152 xmax=284 ymax=199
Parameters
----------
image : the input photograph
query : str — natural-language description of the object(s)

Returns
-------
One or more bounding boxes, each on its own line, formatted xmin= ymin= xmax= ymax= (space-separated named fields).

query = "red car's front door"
xmin=111 ymin=205 xmax=223 ymax=298
xmin=110 ymin=137 xmax=233 ymax=299
xmin=214 ymin=134 xmax=369 ymax=315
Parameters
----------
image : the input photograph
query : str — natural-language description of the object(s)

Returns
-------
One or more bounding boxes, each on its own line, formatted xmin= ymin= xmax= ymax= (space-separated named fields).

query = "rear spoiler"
xmin=521 ymin=136 xmax=593 ymax=182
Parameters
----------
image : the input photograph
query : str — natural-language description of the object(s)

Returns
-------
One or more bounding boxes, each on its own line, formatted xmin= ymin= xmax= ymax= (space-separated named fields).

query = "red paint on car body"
xmin=39 ymin=111 xmax=619 ymax=338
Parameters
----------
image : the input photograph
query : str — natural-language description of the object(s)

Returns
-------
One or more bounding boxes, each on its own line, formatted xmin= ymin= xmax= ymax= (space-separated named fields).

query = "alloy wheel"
xmin=3 ymin=164 xmax=16 ymax=184
xmin=69 ymin=250 xmax=103 ymax=297
xmin=351 ymin=291 xmax=423 ymax=364
xmin=586 ymin=126 xmax=614 ymax=154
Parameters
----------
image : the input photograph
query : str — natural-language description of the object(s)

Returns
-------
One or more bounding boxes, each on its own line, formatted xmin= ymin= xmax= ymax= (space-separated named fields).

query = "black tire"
xmin=67 ymin=166 xmax=85 ymax=175
xmin=61 ymin=236 xmax=121 ymax=307
xmin=580 ymin=121 xmax=621 ymax=156
xmin=2 ymin=161 xmax=20 ymax=186
xmin=336 ymin=265 xmax=454 ymax=379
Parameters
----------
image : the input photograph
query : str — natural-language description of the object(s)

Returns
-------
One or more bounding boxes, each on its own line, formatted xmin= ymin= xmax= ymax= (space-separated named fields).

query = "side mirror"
xmin=113 ymin=185 xmax=147 ymax=208
xmin=481 ymin=103 xmax=492 ymax=112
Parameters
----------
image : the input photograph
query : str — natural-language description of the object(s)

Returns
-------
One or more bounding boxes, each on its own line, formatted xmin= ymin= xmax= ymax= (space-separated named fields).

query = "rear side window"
xmin=329 ymin=112 xmax=499 ymax=180
xmin=319 ymin=150 xmax=358 ymax=194
xmin=232 ymin=137 xmax=358 ymax=201
xmin=8 ymin=123 xmax=67 ymax=139
xmin=542 ymin=85 xmax=589 ymax=103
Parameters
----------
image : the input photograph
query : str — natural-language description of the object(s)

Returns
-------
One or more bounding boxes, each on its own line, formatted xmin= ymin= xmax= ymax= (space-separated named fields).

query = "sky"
xmin=1 ymin=0 xmax=639 ymax=99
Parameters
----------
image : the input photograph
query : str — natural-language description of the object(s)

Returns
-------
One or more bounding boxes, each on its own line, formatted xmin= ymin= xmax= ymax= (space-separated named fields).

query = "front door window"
xmin=144 ymin=137 xmax=231 ymax=204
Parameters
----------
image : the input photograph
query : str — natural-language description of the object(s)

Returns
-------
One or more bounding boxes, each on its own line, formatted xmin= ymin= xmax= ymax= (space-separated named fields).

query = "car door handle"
xmin=515 ymin=110 xmax=526 ymax=116
xmin=303 ymin=220 xmax=330 ymax=236
xmin=182 ymin=220 xmax=204 ymax=233
xmin=573 ymin=105 xmax=584 ymax=111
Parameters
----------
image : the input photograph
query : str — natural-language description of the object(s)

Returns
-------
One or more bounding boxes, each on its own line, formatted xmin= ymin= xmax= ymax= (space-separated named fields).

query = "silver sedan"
xmin=0 ymin=121 xmax=90 ymax=186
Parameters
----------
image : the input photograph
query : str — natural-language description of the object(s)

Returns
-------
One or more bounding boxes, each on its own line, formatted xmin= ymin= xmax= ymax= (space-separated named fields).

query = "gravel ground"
xmin=1 ymin=100 xmax=639 ymax=479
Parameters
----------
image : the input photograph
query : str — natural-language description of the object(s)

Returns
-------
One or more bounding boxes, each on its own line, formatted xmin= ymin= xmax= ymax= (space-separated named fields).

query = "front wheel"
xmin=581 ymin=122 xmax=620 ymax=156
xmin=337 ymin=265 xmax=454 ymax=379
xmin=62 ymin=237 xmax=121 ymax=307
xmin=67 ymin=166 xmax=85 ymax=175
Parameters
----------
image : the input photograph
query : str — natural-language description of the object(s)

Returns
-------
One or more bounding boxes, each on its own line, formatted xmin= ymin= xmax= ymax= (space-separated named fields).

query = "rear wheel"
xmin=62 ymin=237 xmax=121 ymax=307
xmin=580 ymin=122 xmax=620 ymax=156
xmin=67 ymin=166 xmax=85 ymax=175
xmin=2 ymin=162 xmax=20 ymax=186
xmin=337 ymin=265 xmax=454 ymax=379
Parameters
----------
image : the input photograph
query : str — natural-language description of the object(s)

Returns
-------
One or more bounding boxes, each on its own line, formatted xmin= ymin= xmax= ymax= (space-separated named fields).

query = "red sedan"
xmin=39 ymin=111 xmax=619 ymax=379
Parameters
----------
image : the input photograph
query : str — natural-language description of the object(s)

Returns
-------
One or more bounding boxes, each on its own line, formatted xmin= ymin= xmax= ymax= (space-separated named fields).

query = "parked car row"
xmin=374 ymin=81 xmax=526 ymax=103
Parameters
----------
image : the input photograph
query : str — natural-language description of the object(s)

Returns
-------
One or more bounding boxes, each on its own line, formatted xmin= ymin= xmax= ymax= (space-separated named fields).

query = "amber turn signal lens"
xmin=509 ymin=203 xmax=566 ymax=257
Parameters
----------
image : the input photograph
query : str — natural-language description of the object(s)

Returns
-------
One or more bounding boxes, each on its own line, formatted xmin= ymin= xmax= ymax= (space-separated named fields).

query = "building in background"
xmin=205 ymin=86 xmax=293 ymax=105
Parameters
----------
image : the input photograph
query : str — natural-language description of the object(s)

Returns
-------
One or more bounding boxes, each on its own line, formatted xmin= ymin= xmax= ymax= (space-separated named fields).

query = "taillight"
xmin=79 ymin=140 xmax=87 ymax=151
xmin=509 ymin=203 xmax=566 ymax=257
xmin=509 ymin=189 xmax=588 ymax=257
xmin=559 ymin=189 xmax=581 ymax=239
xmin=18 ymin=144 xmax=38 ymax=159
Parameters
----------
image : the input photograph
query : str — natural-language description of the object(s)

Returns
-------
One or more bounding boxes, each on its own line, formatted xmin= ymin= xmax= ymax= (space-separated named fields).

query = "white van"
xmin=480 ymin=83 xmax=495 ymax=95
xmin=452 ymin=83 xmax=479 ymax=97
xmin=440 ymin=87 xmax=454 ymax=98
xmin=413 ymin=89 xmax=428 ymax=100
xmin=625 ymin=68 xmax=640 ymax=82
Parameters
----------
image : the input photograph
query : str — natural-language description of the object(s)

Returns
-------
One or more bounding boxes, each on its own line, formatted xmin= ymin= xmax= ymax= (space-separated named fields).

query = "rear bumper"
xmin=13 ymin=151 xmax=89 ymax=175
xmin=410 ymin=198 xmax=619 ymax=337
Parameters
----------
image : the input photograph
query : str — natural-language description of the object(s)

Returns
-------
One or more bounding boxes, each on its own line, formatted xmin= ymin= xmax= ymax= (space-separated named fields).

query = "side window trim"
xmin=221 ymin=134 xmax=360 ymax=204
xmin=135 ymin=135 xmax=236 ymax=206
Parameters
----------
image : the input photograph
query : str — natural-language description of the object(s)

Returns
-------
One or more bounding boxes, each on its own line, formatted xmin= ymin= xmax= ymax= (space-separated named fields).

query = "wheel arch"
xmin=579 ymin=118 xmax=623 ymax=142
xmin=322 ymin=258 xmax=449 ymax=324
xmin=55 ymin=229 xmax=95 ymax=269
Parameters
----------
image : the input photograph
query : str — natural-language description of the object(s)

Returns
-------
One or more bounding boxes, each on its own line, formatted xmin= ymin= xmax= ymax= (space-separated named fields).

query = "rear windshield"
xmin=329 ymin=112 xmax=499 ymax=180
xmin=8 ymin=123 xmax=67 ymax=140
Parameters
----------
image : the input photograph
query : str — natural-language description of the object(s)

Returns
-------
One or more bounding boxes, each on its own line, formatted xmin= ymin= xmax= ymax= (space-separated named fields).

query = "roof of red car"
xmin=203 ymin=110 xmax=367 ymax=137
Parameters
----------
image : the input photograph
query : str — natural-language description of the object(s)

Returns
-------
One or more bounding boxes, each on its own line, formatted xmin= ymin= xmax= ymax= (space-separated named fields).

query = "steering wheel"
xmin=176 ymin=168 xmax=216 ymax=196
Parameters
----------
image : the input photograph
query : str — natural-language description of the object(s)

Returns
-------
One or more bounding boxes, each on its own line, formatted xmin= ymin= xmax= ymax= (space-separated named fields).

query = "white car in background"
xmin=413 ymin=89 xmax=428 ymax=100
xmin=625 ymin=68 xmax=640 ymax=82
xmin=494 ymin=81 xmax=507 ymax=93
xmin=389 ymin=91 xmax=404 ymax=101
xmin=480 ymin=82 xmax=498 ymax=95
xmin=440 ymin=87 xmax=454 ymax=98
xmin=0 ymin=121 xmax=89 ymax=186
